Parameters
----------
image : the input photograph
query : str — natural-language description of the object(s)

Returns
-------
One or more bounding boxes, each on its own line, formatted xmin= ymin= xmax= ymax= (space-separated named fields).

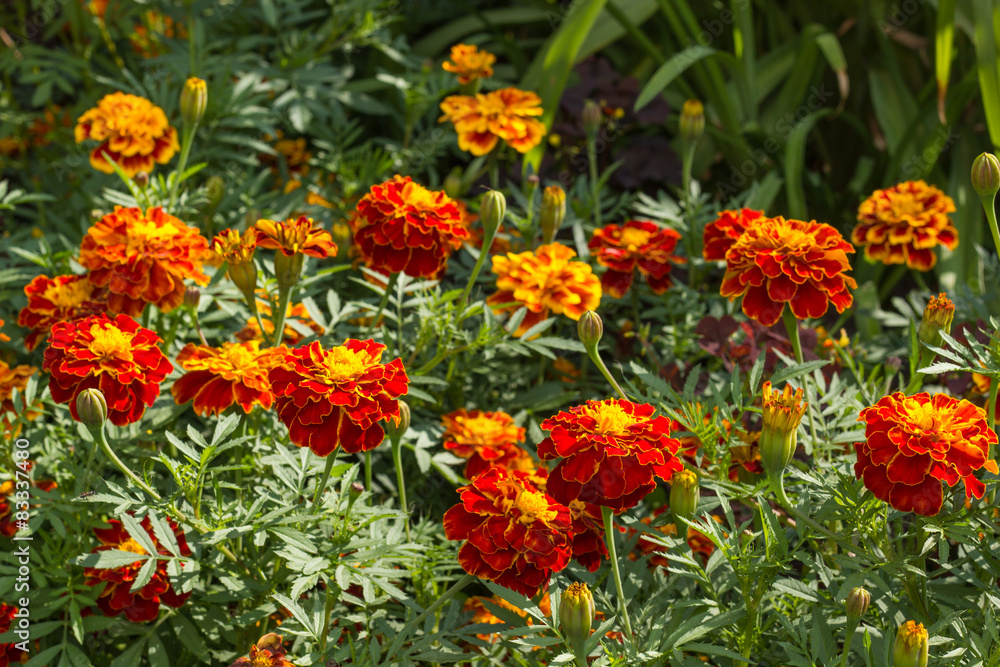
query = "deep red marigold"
xmin=720 ymin=216 xmax=856 ymax=327
xmin=351 ymin=175 xmax=469 ymax=279
xmin=444 ymin=467 xmax=572 ymax=597
xmin=702 ymin=208 xmax=766 ymax=261
xmin=80 ymin=206 xmax=210 ymax=317
xmin=43 ymin=313 xmax=172 ymax=426
xmin=254 ymin=216 xmax=338 ymax=259
xmin=172 ymin=341 xmax=287 ymax=416
xmin=854 ymin=392 xmax=999 ymax=516
xmin=487 ymin=243 xmax=602 ymax=337
xmin=588 ymin=220 xmax=684 ymax=298
xmin=84 ymin=514 xmax=191 ymax=622
xmin=18 ymin=274 xmax=108 ymax=351
xmin=441 ymin=408 xmax=529 ymax=478
xmin=74 ymin=92 xmax=178 ymax=177
xmin=567 ymin=497 xmax=608 ymax=571
xmin=853 ymin=181 xmax=958 ymax=270
xmin=537 ymin=399 xmax=684 ymax=513
xmin=438 ymin=88 xmax=545 ymax=155
xmin=0 ymin=602 xmax=27 ymax=666
xmin=229 ymin=633 xmax=294 ymax=667
xmin=269 ymin=339 xmax=409 ymax=456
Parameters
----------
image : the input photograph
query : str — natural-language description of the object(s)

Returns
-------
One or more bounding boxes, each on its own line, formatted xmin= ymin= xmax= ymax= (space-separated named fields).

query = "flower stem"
xmin=78 ymin=436 xmax=99 ymax=495
xmin=585 ymin=343 xmax=628 ymax=401
xmin=168 ymin=120 xmax=198 ymax=214
xmin=840 ymin=623 xmax=859 ymax=667
xmin=989 ymin=377 xmax=998 ymax=432
xmin=391 ymin=437 xmax=411 ymax=541
xmin=366 ymin=271 xmax=398 ymax=336
xmin=365 ymin=451 xmax=373 ymax=498
xmin=308 ymin=455 xmax=336 ymax=516
xmin=601 ymin=506 xmax=634 ymax=640
xmin=979 ymin=189 xmax=1000 ymax=260
xmin=782 ymin=308 xmax=820 ymax=448
xmin=459 ymin=225 xmax=500 ymax=310
xmin=587 ymin=138 xmax=602 ymax=228
xmin=90 ymin=424 xmax=161 ymax=501
xmin=269 ymin=283 xmax=294 ymax=349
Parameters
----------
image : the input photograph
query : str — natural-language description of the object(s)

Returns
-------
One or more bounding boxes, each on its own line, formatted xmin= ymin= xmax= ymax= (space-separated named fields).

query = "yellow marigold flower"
xmin=853 ymin=181 xmax=958 ymax=271
xmin=760 ymin=381 xmax=807 ymax=476
xmin=439 ymin=88 xmax=546 ymax=156
xmin=487 ymin=242 xmax=601 ymax=337
xmin=441 ymin=408 xmax=527 ymax=479
xmin=75 ymin=92 xmax=179 ymax=177
xmin=253 ymin=216 xmax=338 ymax=259
xmin=172 ymin=341 xmax=286 ymax=416
xmin=18 ymin=274 xmax=108 ymax=351
xmin=893 ymin=621 xmax=929 ymax=667
xmin=442 ymin=44 xmax=496 ymax=84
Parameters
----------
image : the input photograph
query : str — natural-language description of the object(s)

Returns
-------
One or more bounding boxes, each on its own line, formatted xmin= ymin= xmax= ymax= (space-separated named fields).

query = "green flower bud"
xmin=582 ymin=100 xmax=602 ymax=139
xmin=349 ymin=482 xmax=365 ymax=498
xmin=917 ymin=293 xmax=954 ymax=348
xmin=577 ymin=311 xmax=603 ymax=350
xmin=480 ymin=190 xmax=506 ymax=241
xmin=560 ymin=582 xmax=595 ymax=647
xmin=679 ymin=100 xmax=705 ymax=145
xmin=539 ymin=185 xmax=566 ymax=245
xmin=893 ymin=621 xmax=928 ymax=667
xmin=385 ymin=400 xmax=410 ymax=443
xmin=133 ymin=171 xmax=149 ymax=189
xmin=845 ymin=587 xmax=871 ymax=623
xmin=76 ymin=388 xmax=107 ymax=428
xmin=760 ymin=381 xmax=806 ymax=476
xmin=972 ymin=152 xmax=1000 ymax=199
xmin=669 ymin=469 xmax=699 ymax=522
xmin=183 ymin=286 xmax=200 ymax=310
xmin=180 ymin=77 xmax=208 ymax=126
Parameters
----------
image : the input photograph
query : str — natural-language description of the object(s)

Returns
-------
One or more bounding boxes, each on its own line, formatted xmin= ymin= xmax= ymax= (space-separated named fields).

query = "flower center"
xmin=126 ymin=217 xmax=181 ymax=255
xmin=888 ymin=194 xmax=923 ymax=221
xmin=118 ymin=538 xmax=147 ymax=555
xmin=221 ymin=343 xmax=257 ymax=369
xmin=908 ymin=403 xmax=938 ymax=432
xmin=45 ymin=280 xmax=92 ymax=308
xmin=322 ymin=346 xmax=367 ymax=383
xmin=513 ymin=489 xmax=557 ymax=525
xmin=618 ymin=226 xmax=652 ymax=249
xmin=898 ymin=621 xmax=927 ymax=647
xmin=582 ymin=402 xmax=636 ymax=434
xmin=88 ymin=324 xmax=134 ymax=363
xmin=463 ymin=416 xmax=508 ymax=443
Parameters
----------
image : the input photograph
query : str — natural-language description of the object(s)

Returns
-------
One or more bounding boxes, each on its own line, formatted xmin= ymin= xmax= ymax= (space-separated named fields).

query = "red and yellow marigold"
xmin=853 ymin=180 xmax=958 ymax=271
xmin=487 ymin=243 xmax=601 ymax=337
xmin=18 ymin=274 xmax=107 ymax=351
xmin=720 ymin=216 xmax=856 ymax=327
xmin=855 ymin=392 xmax=999 ymax=516
xmin=567 ymin=498 xmax=608 ymax=571
xmin=74 ymin=92 xmax=178 ymax=177
xmin=43 ymin=313 xmax=172 ymax=426
xmin=84 ymin=514 xmax=191 ymax=622
xmin=444 ymin=467 xmax=572 ymax=597
xmin=538 ymin=399 xmax=684 ymax=513
xmin=172 ymin=341 xmax=286 ymax=417
xmin=588 ymin=220 xmax=684 ymax=298
xmin=442 ymin=44 xmax=496 ymax=84
xmin=439 ymin=88 xmax=545 ymax=155
xmin=702 ymin=208 xmax=766 ymax=261
xmin=80 ymin=206 xmax=210 ymax=317
xmin=269 ymin=339 xmax=409 ymax=456
xmin=0 ymin=603 xmax=27 ymax=666
xmin=229 ymin=634 xmax=294 ymax=667
xmin=254 ymin=216 xmax=338 ymax=259
xmin=0 ymin=479 xmax=56 ymax=538
xmin=0 ymin=360 xmax=40 ymax=440
xmin=441 ymin=409 xmax=528 ymax=479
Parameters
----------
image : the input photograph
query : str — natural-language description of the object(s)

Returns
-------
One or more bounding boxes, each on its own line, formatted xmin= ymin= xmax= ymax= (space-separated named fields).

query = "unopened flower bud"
xmin=559 ymin=582 xmax=595 ymax=647
xmin=443 ymin=168 xmax=464 ymax=199
xmin=183 ymin=287 xmax=200 ymax=309
xmin=845 ymin=587 xmax=871 ymax=622
xmin=679 ymin=100 xmax=705 ymax=145
xmin=480 ymin=190 xmax=506 ymax=240
xmin=204 ymin=176 xmax=225 ymax=211
xmin=539 ymin=185 xmax=566 ymax=245
xmin=740 ymin=529 xmax=755 ymax=550
xmin=582 ymin=100 xmax=602 ymax=139
xmin=760 ymin=381 xmax=806 ymax=476
xmin=180 ymin=77 xmax=208 ymax=126
xmin=669 ymin=469 xmax=699 ymax=522
xmin=349 ymin=482 xmax=365 ymax=498
xmin=893 ymin=621 xmax=929 ymax=667
xmin=133 ymin=171 xmax=149 ymax=189
xmin=917 ymin=293 xmax=954 ymax=348
xmin=972 ymin=152 xmax=1000 ymax=199
xmin=577 ymin=311 xmax=603 ymax=349
xmin=527 ymin=174 xmax=540 ymax=186
xmin=76 ymin=388 xmax=107 ymax=428
xmin=385 ymin=400 xmax=410 ymax=443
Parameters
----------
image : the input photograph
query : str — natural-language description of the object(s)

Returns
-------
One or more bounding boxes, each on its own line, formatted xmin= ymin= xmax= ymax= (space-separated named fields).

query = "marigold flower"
xmin=84 ymin=514 xmax=191 ymax=622
xmin=269 ymin=339 xmax=409 ymax=456
xmin=80 ymin=206 xmax=210 ymax=317
xmin=487 ymin=243 xmax=601 ymax=338
xmin=441 ymin=408 xmax=529 ymax=478
xmin=351 ymin=175 xmax=469 ymax=279
xmin=0 ymin=603 xmax=27 ymax=665
xmin=0 ymin=360 xmax=40 ymax=440
xmin=444 ymin=467 xmax=572 ymax=597
xmin=567 ymin=498 xmax=608 ymax=571
xmin=720 ymin=216 xmax=856 ymax=327
xmin=760 ymin=381 xmax=807 ymax=476
xmin=853 ymin=181 xmax=958 ymax=270
xmin=172 ymin=341 xmax=286 ymax=416
xmin=588 ymin=220 xmax=684 ymax=298
xmin=560 ymin=582 xmax=595 ymax=647
xmin=229 ymin=633 xmax=293 ymax=667
xmin=702 ymin=208 xmax=766 ymax=261
xmin=18 ymin=274 xmax=107 ymax=351
xmin=74 ymin=92 xmax=179 ymax=177
xmin=538 ymin=398 xmax=683 ymax=513
xmin=917 ymin=292 xmax=954 ymax=348
xmin=0 ymin=479 xmax=56 ymax=538
xmin=43 ymin=314 xmax=172 ymax=426
xmin=442 ymin=44 xmax=496 ymax=84
xmin=439 ymin=88 xmax=546 ymax=155
xmin=893 ymin=621 xmax=929 ymax=667
xmin=254 ymin=216 xmax=338 ymax=259
xmin=854 ymin=392 xmax=999 ymax=516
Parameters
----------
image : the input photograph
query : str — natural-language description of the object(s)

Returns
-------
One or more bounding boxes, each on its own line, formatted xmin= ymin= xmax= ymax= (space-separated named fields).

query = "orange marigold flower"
xmin=702 ymin=208 xmax=766 ymax=261
xmin=854 ymin=392 xmax=1000 ymax=516
xmin=1 ymin=360 xmax=40 ymax=439
xmin=172 ymin=341 xmax=286 ymax=416
xmin=444 ymin=467 xmax=573 ymax=597
xmin=352 ymin=175 xmax=469 ymax=279
xmin=487 ymin=243 xmax=601 ymax=338
xmin=229 ymin=633 xmax=294 ymax=667
xmin=0 ymin=603 xmax=27 ymax=665
xmin=588 ymin=220 xmax=684 ymax=298
xmin=18 ymin=274 xmax=107 ymax=351
xmin=84 ymin=514 xmax=191 ymax=622
xmin=43 ymin=314 xmax=172 ymax=426
xmin=74 ymin=92 xmax=179 ymax=177
xmin=853 ymin=181 xmax=958 ymax=271
xmin=0 ymin=479 xmax=56 ymax=538
xmin=439 ymin=88 xmax=545 ymax=156
xmin=269 ymin=339 xmax=409 ymax=456
xmin=212 ymin=227 xmax=257 ymax=266
xmin=236 ymin=293 xmax=325 ymax=346
xmin=80 ymin=206 xmax=210 ymax=317
xmin=538 ymin=399 xmax=684 ymax=513
xmin=441 ymin=408 xmax=528 ymax=478
xmin=463 ymin=592 xmax=551 ymax=643
xmin=720 ymin=216 xmax=856 ymax=327
xmin=442 ymin=44 xmax=496 ymax=84
xmin=254 ymin=216 xmax=338 ymax=259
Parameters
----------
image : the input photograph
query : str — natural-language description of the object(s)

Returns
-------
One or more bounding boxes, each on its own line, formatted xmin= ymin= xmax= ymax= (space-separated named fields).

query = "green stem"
xmin=269 ymin=282 xmax=294 ymax=349
xmin=877 ymin=265 xmax=908 ymax=303
xmin=782 ymin=308 xmax=819 ymax=448
xmin=587 ymin=138 xmax=602 ymax=228
xmin=840 ymin=623 xmax=859 ymax=667
xmin=681 ymin=143 xmax=698 ymax=287
xmin=585 ymin=343 xmax=628 ymax=400
xmin=989 ymin=377 xmax=998 ymax=432
xmin=980 ymin=190 xmax=1000 ymax=259
xmin=458 ymin=224 xmax=499 ymax=309
xmin=167 ymin=121 xmax=198 ymax=214
xmin=91 ymin=425 xmax=161 ymax=501
xmin=391 ymin=438 xmax=411 ymax=541
xmin=601 ymin=506 xmax=633 ymax=640
xmin=365 ymin=451 xmax=373 ymax=498
xmin=78 ymin=436 xmax=99 ymax=495
xmin=308 ymin=455 xmax=337 ymax=516
xmin=366 ymin=272 xmax=398 ymax=336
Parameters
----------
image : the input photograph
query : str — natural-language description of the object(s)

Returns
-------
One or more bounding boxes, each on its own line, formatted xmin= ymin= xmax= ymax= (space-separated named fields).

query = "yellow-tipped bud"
xmin=577 ymin=311 xmax=603 ymax=350
xmin=760 ymin=381 xmax=807 ymax=476
xmin=559 ymin=582 xmax=595 ymax=647
xmin=582 ymin=100 xmax=602 ymax=139
xmin=917 ymin=293 xmax=954 ymax=348
xmin=845 ymin=587 xmax=871 ymax=622
xmin=180 ymin=77 xmax=208 ymax=126
xmin=669 ymin=469 xmax=699 ymax=521
xmin=679 ymin=100 xmax=705 ymax=145
xmin=893 ymin=621 xmax=929 ymax=667
xmin=972 ymin=152 xmax=1000 ymax=199
xmin=480 ymin=190 xmax=506 ymax=241
xmin=76 ymin=388 xmax=108 ymax=428
xmin=540 ymin=185 xmax=566 ymax=245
